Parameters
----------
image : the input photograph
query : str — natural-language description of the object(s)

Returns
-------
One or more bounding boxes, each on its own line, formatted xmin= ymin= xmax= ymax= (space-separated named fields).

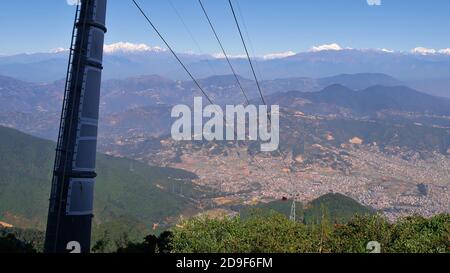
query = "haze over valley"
xmin=1 ymin=45 xmax=449 ymax=225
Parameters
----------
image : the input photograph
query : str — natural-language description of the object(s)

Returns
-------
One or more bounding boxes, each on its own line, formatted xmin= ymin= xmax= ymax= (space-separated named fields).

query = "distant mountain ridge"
xmin=2 ymin=48 xmax=450 ymax=83
xmin=318 ymin=73 xmax=402 ymax=90
xmin=408 ymin=77 xmax=450 ymax=98
xmin=0 ymin=75 xmax=62 ymax=113
xmin=0 ymin=72 xmax=411 ymax=116
xmin=1 ymin=72 xmax=449 ymax=142
xmin=269 ymin=84 xmax=450 ymax=116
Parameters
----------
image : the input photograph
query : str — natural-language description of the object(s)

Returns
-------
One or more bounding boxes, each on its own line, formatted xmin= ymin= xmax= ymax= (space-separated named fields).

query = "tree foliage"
xmin=169 ymin=213 xmax=449 ymax=253
xmin=0 ymin=233 xmax=36 ymax=253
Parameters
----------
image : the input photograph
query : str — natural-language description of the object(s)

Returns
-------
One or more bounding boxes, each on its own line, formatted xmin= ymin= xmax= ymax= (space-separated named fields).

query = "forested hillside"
xmin=0 ymin=126 xmax=200 ymax=232
xmin=241 ymin=193 xmax=374 ymax=224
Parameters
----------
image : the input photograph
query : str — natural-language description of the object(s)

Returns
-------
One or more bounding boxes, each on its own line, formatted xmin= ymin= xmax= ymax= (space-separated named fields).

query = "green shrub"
xmin=387 ymin=214 xmax=449 ymax=253
xmin=169 ymin=213 xmax=449 ymax=253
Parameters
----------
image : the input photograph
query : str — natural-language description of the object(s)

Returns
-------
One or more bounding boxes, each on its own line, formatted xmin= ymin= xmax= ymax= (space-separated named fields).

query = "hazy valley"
xmin=1 ymin=64 xmax=449 ymax=226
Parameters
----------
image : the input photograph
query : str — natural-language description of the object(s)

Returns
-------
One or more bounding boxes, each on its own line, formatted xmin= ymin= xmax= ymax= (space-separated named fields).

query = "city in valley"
xmin=101 ymin=109 xmax=450 ymax=222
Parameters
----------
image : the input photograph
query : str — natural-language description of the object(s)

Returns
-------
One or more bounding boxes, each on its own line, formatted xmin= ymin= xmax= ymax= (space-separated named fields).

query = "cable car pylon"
xmin=44 ymin=0 xmax=108 ymax=253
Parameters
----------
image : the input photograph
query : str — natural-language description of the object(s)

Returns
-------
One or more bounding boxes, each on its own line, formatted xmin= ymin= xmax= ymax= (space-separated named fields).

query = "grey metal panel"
xmin=88 ymin=28 xmax=104 ymax=63
xmin=81 ymin=68 xmax=101 ymax=120
xmin=94 ymin=0 xmax=107 ymax=25
xmin=80 ymin=124 xmax=98 ymax=137
xmin=66 ymin=179 xmax=95 ymax=216
xmin=73 ymin=139 xmax=97 ymax=171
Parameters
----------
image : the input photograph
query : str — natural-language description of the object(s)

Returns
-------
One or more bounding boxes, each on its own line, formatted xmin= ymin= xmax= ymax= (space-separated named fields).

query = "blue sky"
xmin=0 ymin=0 xmax=449 ymax=56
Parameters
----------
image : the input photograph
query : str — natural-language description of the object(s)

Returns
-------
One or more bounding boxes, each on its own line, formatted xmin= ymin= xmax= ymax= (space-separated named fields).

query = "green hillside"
xmin=0 ymin=126 xmax=199 ymax=231
xmin=303 ymin=193 xmax=374 ymax=224
xmin=242 ymin=193 xmax=374 ymax=224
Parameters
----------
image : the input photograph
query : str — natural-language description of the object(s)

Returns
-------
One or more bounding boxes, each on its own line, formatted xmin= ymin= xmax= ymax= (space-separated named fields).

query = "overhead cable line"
xmin=234 ymin=0 xmax=265 ymax=84
xmin=131 ymin=0 xmax=215 ymax=105
xmin=167 ymin=0 xmax=218 ymax=76
xmin=198 ymin=0 xmax=250 ymax=105
xmin=131 ymin=0 xmax=280 ymax=194
xmin=228 ymin=0 xmax=266 ymax=106
xmin=228 ymin=0 xmax=298 ymax=202
xmin=198 ymin=0 xmax=283 ymax=189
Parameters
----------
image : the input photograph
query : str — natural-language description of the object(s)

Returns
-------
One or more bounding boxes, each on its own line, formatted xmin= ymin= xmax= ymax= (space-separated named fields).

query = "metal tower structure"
xmin=44 ymin=0 xmax=107 ymax=253
xmin=289 ymin=200 xmax=296 ymax=222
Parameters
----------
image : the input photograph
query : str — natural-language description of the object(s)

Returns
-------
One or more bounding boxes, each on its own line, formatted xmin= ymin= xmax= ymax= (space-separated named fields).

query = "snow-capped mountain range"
xmin=1 ymin=42 xmax=450 ymax=82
